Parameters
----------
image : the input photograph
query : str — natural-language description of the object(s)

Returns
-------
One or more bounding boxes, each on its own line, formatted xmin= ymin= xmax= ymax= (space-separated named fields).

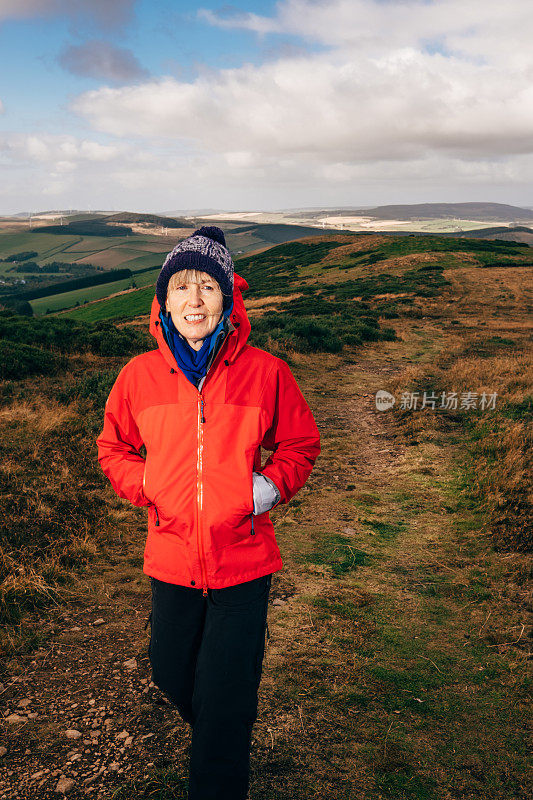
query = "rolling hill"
xmin=352 ymin=202 xmax=533 ymax=221
xmin=58 ymin=230 xmax=533 ymax=324
xmin=0 ymin=223 xmax=349 ymax=315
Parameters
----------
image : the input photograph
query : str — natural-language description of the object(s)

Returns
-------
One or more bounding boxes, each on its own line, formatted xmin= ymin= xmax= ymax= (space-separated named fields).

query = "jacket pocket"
xmin=246 ymin=468 xmax=255 ymax=535
xmin=149 ymin=503 xmax=160 ymax=527
xmin=248 ymin=467 xmax=255 ymax=515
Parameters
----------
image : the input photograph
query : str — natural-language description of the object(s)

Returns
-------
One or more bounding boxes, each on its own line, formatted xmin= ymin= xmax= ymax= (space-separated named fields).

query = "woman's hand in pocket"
xmin=252 ymin=472 xmax=281 ymax=515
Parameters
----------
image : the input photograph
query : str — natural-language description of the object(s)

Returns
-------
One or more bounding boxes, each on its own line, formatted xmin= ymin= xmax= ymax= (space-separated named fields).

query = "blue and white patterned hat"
xmin=156 ymin=226 xmax=234 ymax=311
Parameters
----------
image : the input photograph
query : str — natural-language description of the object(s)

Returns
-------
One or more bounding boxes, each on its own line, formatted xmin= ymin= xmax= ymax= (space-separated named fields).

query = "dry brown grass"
xmin=386 ymin=335 xmax=532 ymax=551
xmin=244 ymin=293 xmax=304 ymax=309
xmin=0 ymin=375 xmax=123 ymax=633
xmin=0 ymin=398 xmax=79 ymax=433
xmin=445 ymin=352 xmax=532 ymax=398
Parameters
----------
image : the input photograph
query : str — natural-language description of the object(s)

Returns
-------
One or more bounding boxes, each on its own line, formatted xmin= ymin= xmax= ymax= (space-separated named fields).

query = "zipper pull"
xmin=200 ymin=396 xmax=205 ymax=423
xmin=251 ymin=514 xmax=255 ymax=535
xmin=202 ymin=586 xmax=208 ymax=597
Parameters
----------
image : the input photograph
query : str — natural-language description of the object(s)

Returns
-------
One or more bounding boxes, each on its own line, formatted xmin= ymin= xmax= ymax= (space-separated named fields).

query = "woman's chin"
xmin=180 ymin=323 xmax=216 ymax=341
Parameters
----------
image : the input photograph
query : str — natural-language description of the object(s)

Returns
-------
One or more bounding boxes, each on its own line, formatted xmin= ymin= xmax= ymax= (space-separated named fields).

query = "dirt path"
xmin=0 ymin=329 xmax=530 ymax=799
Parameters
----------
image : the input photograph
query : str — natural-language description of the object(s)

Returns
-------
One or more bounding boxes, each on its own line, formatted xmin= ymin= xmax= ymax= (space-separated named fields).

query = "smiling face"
xmin=165 ymin=269 xmax=224 ymax=351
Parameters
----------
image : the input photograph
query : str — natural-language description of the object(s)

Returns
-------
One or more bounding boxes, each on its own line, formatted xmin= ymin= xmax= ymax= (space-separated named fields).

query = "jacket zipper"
xmin=197 ymin=394 xmax=208 ymax=597
xmin=193 ymin=323 xmax=236 ymax=596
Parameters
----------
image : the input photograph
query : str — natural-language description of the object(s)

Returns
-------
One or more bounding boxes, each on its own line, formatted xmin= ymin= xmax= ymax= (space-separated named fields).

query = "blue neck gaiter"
xmin=159 ymin=299 xmax=234 ymax=387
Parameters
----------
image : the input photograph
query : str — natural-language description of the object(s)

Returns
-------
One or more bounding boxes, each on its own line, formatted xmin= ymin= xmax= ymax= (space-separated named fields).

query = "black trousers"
xmin=148 ymin=573 xmax=272 ymax=800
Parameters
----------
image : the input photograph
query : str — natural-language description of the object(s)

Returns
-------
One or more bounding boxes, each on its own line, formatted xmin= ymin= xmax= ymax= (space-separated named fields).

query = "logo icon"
xmin=375 ymin=390 xmax=395 ymax=411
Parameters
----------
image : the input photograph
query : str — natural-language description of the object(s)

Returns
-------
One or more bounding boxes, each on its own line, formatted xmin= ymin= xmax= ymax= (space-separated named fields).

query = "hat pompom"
xmin=192 ymin=225 xmax=226 ymax=248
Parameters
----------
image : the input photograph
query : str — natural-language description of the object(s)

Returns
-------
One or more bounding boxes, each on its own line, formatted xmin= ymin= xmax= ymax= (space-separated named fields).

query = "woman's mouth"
xmin=184 ymin=314 xmax=206 ymax=324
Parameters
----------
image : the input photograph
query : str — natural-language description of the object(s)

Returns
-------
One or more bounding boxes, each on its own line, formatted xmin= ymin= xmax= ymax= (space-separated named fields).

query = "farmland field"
xmin=31 ymin=268 xmax=161 ymax=315
xmin=56 ymin=284 xmax=156 ymax=321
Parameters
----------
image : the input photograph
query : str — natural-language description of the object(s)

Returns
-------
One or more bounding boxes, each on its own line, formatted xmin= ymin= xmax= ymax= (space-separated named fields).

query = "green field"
xmin=57 ymin=284 xmax=156 ymax=321
xmin=0 ymin=233 xmax=82 ymax=277
xmin=31 ymin=278 xmax=133 ymax=315
xmin=32 ymin=268 xmax=161 ymax=316
xmin=120 ymin=253 xmax=165 ymax=271
xmin=0 ymin=230 xmax=171 ymax=278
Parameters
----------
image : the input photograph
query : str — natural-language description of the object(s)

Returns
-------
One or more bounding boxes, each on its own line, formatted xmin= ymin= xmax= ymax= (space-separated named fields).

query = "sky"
xmin=0 ymin=0 xmax=532 ymax=215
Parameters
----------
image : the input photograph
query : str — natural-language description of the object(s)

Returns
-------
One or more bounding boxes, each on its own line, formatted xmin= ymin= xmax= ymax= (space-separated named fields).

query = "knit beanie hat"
xmin=156 ymin=225 xmax=234 ymax=312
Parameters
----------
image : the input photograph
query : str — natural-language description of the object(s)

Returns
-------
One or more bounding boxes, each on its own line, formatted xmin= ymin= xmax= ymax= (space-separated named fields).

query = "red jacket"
xmin=96 ymin=273 xmax=321 ymax=594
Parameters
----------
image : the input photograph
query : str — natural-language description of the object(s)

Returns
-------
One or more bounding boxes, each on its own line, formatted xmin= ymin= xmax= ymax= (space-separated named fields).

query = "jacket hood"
xmin=149 ymin=272 xmax=251 ymax=371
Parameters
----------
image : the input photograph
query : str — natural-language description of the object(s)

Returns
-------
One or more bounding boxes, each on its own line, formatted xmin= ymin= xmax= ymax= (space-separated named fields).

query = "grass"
xmin=0 ymin=228 xmax=530 ymax=799
xmin=301 ymin=532 xmax=372 ymax=576
xmin=0 ymin=313 xmax=152 ymax=358
xmin=387 ymin=342 xmax=532 ymax=551
xmin=109 ymin=766 xmax=188 ymax=799
xmin=31 ymin=277 xmax=134 ymax=314
xmin=31 ymin=268 xmax=160 ymax=315
xmin=58 ymin=284 xmax=155 ymax=321
xmin=359 ymin=518 xmax=408 ymax=541
xmin=0 ymin=361 xmax=150 ymax=631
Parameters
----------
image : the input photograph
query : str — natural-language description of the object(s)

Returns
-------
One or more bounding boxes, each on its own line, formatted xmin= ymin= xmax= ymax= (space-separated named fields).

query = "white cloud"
xmin=71 ymin=47 xmax=533 ymax=162
xmin=224 ymin=151 xmax=255 ymax=169
xmin=0 ymin=132 xmax=122 ymax=164
xmin=198 ymin=0 xmax=532 ymax=66
xmin=63 ymin=0 xmax=533 ymax=208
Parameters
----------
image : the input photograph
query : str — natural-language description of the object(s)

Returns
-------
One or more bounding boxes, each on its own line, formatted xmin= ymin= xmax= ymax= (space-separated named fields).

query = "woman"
xmin=96 ymin=226 xmax=321 ymax=800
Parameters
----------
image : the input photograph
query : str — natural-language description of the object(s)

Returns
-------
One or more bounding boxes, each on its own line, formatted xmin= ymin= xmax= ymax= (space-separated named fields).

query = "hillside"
xmin=103 ymin=213 xmax=189 ymax=228
xmin=352 ymin=202 xmax=533 ymax=221
xmin=59 ymin=231 xmax=533 ymax=327
xmin=0 ymin=233 xmax=531 ymax=799
xmin=199 ymin=204 xmax=533 ymax=235
xmin=447 ymin=225 xmax=533 ymax=246
xmin=0 ymin=223 xmax=346 ymax=315
xmin=288 ymin=202 xmax=533 ymax=222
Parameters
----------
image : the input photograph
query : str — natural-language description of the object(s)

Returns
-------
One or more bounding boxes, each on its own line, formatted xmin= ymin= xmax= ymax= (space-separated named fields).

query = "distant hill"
xmin=352 ymin=203 xmax=533 ymax=221
xmin=446 ymin=225 xmax=533 ymax=244
xmin=103 ymin=212 xmax=190 ymax=227
xmin=8 ymin=209 xmax=89 ymax=218
xmin=363 ymin=226 xmax=533 ymax=246
xmin=36 ymin=221 xmax=133 ymax=237
xmin=203 ymin=221 xmax=335 ymax=249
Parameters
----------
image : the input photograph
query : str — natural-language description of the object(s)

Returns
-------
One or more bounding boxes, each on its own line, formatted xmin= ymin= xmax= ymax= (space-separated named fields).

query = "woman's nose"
xmin=188 ymin=286 xmax=203 ymax=305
